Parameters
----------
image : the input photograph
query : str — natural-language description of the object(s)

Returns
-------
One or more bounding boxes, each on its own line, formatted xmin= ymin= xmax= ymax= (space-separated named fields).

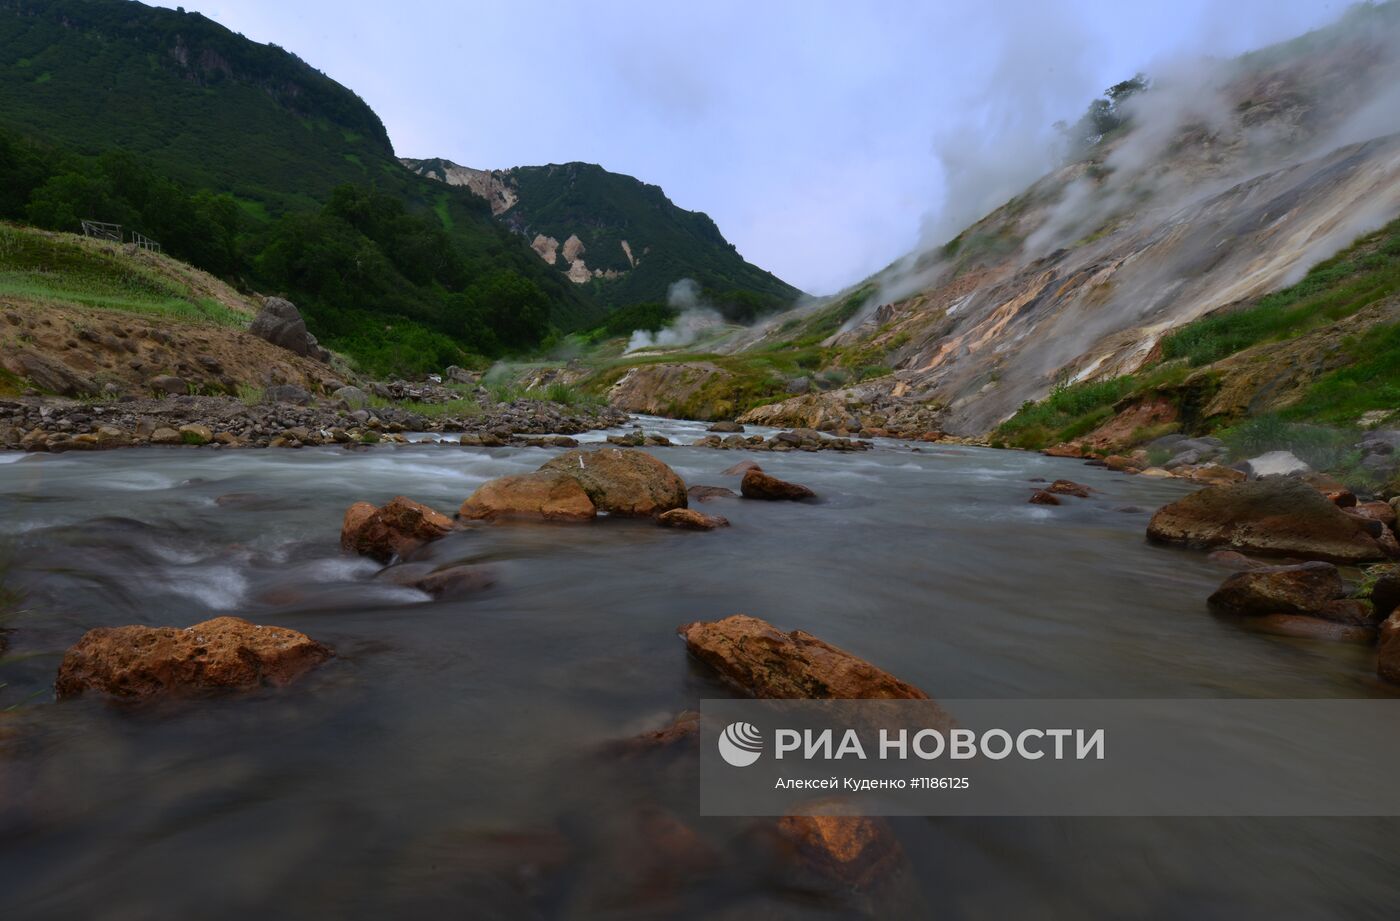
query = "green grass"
xmin=488 ymin=382 xmax=524 ymax=404
xmin=367 ymin=395 xmax=482 ymax=419
xmin=995 ymin=375 xmax=1140 ymax=448
xmin=0 ymin=225 xmax=247 ymax=325
xmin=1161 ymin=218 xmax=1400 ymax=366
xmin=1279 ymin=322 xmax=1400 ymax=426
xmin=532 ymin=382 xmax=598 ymax=407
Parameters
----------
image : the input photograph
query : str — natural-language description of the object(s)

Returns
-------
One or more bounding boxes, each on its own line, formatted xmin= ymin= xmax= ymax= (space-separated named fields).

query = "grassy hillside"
xmin=0 ymin=0 xmax=600 ymax=374
xmin=0 ymin=222 xmax=248 ymax=326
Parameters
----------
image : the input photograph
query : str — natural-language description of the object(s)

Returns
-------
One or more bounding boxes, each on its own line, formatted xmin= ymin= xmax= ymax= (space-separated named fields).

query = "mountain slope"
xmin=0 ymin=0 xmax=390 ymax=209
xmin=727 ymin=2 xmax=1400 ymax=436
xmin=403 ymin=158 xmax=802 ymax=311
xmin=0 ymin=0 xmax=600 ymax=350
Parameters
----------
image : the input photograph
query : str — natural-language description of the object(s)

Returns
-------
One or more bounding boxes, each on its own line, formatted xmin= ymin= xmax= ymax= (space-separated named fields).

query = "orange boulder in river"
xmin=677 ymin=614 xmax=927 ymax=700
xmin=459 ymin=471 xmax=596 ymax=522
xmin=539 ymin=447 xmax=687 ymax=517
xmin=55 ymin=616 xmax=332 ymax=700
xmin=340 ymin=495 xmax=455 ymax=562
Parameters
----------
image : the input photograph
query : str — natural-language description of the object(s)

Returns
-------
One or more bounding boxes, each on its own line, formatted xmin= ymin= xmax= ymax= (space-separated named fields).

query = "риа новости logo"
xmin=718 ymin=721 xmax=764 ymax=767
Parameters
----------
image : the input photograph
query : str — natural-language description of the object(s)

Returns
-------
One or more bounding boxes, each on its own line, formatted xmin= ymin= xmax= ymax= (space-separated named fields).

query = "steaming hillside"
xmin=728 ymin=2 xmax=1400 ymax=436
xmin=402 ymin=158 xmax=801 ymax=310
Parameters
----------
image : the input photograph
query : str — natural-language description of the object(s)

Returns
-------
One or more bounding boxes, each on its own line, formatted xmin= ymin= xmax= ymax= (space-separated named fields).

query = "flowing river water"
xmin=1 ymin=417 xmax=1398 ymax=919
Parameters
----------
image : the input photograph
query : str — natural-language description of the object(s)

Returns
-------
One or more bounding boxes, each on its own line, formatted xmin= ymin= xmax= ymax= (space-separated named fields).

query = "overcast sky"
xmin=155 ymin=0 xmax=1348 ymax=295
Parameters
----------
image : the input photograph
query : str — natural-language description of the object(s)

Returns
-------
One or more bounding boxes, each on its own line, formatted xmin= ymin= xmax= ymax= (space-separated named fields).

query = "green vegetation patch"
xmin=1279 ymin=322 xmax=1400 ymax=427
xmin=995 ymin=375 xmax=1140 ymax=449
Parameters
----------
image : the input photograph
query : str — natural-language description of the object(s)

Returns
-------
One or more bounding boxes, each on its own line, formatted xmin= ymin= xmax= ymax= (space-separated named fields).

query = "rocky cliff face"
xmin=400 ymin=158 xmax=517 ymax=215
xmin=732 ymin=5 xmax=1400 ymax=436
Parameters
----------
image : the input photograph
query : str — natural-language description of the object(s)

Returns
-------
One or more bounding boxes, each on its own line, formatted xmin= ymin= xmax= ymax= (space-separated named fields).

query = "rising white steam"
xmin=625 ymin=278 xmax=723 ymax=352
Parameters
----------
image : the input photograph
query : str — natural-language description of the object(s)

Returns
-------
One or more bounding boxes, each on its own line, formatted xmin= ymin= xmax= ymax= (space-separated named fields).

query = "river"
xmin=1 ymin=417 xmax=1396 ymax=918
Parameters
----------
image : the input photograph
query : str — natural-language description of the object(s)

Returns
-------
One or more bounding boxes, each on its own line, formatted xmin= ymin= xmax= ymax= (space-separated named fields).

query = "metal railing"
xmin=80 ymin=220 xmax=162 ymax=254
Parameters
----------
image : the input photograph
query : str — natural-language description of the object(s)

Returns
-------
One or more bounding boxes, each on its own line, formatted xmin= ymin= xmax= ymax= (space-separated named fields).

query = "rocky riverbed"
xmin=0 ymin=392 xmax=629 ymax=451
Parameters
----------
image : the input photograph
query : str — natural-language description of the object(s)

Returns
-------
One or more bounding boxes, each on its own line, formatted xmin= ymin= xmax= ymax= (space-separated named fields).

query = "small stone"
xmin=657 ymin=508 xmax=729 ymax=530
xmin=177 ymin=423 xmax=212 ymax=445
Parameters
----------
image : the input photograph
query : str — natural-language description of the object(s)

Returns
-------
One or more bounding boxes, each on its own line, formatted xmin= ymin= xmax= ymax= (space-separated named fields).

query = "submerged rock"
xmin=1206 ymin=562 xmax=1347 ymax=618
xmin=775 ymin=813 xmax=905 ymax=890
xmin=1028 ymin=490 xmax=1061 ymax=505
xmin=1146 ymin=479 xmax=1385 ymax=564
xmin=459 ymin=471 xmax=596 ymax=522
xmin=539 ymin=448 xmax=687 ymax=517
xmin=376 ymin=562 xmax=497 ymax=599
xmin=657 ymin=508 xmax=729 ymax=530
xmin=1046 ymin=479 xmax=1091 ymax=497
xmin=740 ymin=468 xmax=815 ymax=501
xmin=1242 ymin=614 xmax=1377 ymax=644
xmin=341 ymin=496 xmax=455 ymax=562
xmin=721 ymin=459 xmax=763 ymax=476
xmin=55 ymin=616 xmax=332 ymax=700
xmin=677 ymin=614 xmax=927 ymax=700
xmin=605 ymin=710 xmax=700 ymax=757
xmin=687 ymin=485 xmax=738 ymax=502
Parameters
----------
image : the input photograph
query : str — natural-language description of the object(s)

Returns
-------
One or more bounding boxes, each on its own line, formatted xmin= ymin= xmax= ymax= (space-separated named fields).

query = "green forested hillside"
xmin=407 ymin=159 xmax=802 ymax=319
xmin=0 ymin=0 xmax=599 ymax=374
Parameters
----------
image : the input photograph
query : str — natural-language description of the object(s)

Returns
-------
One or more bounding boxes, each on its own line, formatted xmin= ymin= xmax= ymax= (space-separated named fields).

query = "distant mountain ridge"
xmin=403 ymin=157 xmax=802 ymax=309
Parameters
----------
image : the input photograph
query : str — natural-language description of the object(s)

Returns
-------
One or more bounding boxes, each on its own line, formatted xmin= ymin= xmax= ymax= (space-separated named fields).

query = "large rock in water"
xmin=458 ymin=471 xmax=596 ymax=522
xmin=677 ymin=614 xmax=927 ymax=699
xmin=1146 ymin=479 xmax=1385 ymax=564
xmin=1207 ymin=562 xmax=1348 ymax=618
xmin=539 ymin=448 xmax=686 ymax=517
xmin=55 ymin=616 xmax=332 ymax=699
xmin=341 ymin=496 xmax=455 ymax=562
xmin=249 ymin=297 xmax=330 ymax=361
xmin=740 ymin=468 xmax=816 ymax=501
